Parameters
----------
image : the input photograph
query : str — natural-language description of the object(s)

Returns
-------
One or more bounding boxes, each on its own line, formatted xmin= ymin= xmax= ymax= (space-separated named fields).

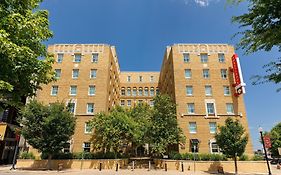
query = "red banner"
xmin=264 ymin=135 xmax=272 ymax=148
xmin=231 ymin=54 xmax=241 ymax=86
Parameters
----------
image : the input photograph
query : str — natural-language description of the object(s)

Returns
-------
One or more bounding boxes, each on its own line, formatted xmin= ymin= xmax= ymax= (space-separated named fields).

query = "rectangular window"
xmin=70 ymin=86 xmax=77 ymax=95
xmin=121 ymin=89 xmax=125 ymax=96
xmin=209 ymin=122 xmax=217 ymax=134
xmin=83 ymin=142 xmax=91 ymax=152
xmin=72 ymin=69 xmax=79 ymax=79
xmin=183 ymin=53 xmax=190 ymax=63
xmin=57 ymin=53 xmax=63 ymax=63
xmin=205 ymin=85 xmax=212 ymax=96
xmin=186 ymin=86 xmax=193 ymax=96
xmin=67 ymin=103 xmax=75 ymax=113
xmin=51 ymin=86 xmax=58 ymax=96
xmin=200 ymin=53 xmax=208 ymax=63
xmin=85 ymin=122 xmax=92 ymax=134
xmin=184 ymin=69 xmax=191 ymax=79
xmin=90 ymin=69 xmax=97 ymax=79
xmin=92 ymin=53 xmax=98 ymax=63
xmin=139 ymin=76 xmax=143 ymax=82
xmin=189 ymin=122 xmax=197 ymax=133
xmin=218 ymin=53 xmax=225 ymax=63
xmin=150 ymin=88 xmax=155 ymax=96
xmin=138 ymin=88 xmax=143 ymax=96
xmin=88 ymin=85 xmax=96 ymax=95
xmin=74 ymin=54 xmax=81 ymax=63
xmin=127 ymin=88 xmax=131 ymax=96
xmin=120 ymin=100 xmax=125 ymax=106
xmin=127 ymin=100 xmax=131 ymax=107
xmin=224 ymin=86 xmax=230 ymax=96
xmin=144 ymin=88 xmax=148 ymax=96
xmin=211 ymin=142 xmax=219 ymax=153
xmin=203 ymin=69 xmax=210 ymax=79
xmin=191 ymin=142 xmax=199 ymax=153
xmin=55 ymin=69 xmax=61 ymax=79
xmin=150 ymin=76 xmax=154 ymax=82
xmin=221 ymin=69 xmax=227 ymax=79
xmin=207 ymin=103 xmax=215 ymax=114
xmin=87 ymin=103 xmax=94 ymax=114
xmin=187 ymin=103 xmax=195 ymax=114
xmin=127 ymin=76 xmax=131 ymax=82
xmin=132 ymin=88 xmax=137 ymax=96
xmin=226 ymin=103 xmax=234 ymax=114
xmin=150 ymin=100 xmax=154 ymax=107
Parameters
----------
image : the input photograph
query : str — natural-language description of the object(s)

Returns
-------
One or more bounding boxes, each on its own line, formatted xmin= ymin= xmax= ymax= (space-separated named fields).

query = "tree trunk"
xmin=234 ymin=155 xmax=238 ymax=175
xmin=47 ymin=154 xmax=52 ymax=170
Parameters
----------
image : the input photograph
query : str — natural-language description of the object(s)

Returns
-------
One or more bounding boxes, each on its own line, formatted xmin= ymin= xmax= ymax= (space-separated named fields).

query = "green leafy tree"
xmin=20 ymin=100 xmax=76 ymax=169
xmin=215 ymin=118 xmax=248 ymax=175
xmin=231 ymin=0 xmax=281 ymax=91
xmin=150 ymin=94 xmax=185 ymax=155
xmin=90 ymin=106 xmax=136 ymax=157
xmin=0 ymin=0 xmax=54 ymax=109
xmin=269 ymin=122 xmax=281 ymax=157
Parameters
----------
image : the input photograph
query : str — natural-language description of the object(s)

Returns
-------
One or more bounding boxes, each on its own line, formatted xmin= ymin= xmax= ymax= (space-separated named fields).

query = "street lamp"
xmin=259 ymin=127 xmax=272 ymax=175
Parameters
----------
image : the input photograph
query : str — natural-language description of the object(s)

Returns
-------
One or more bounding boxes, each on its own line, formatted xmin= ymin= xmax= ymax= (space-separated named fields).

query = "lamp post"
xmin=259 ymin=127 xmax=272 ymax=175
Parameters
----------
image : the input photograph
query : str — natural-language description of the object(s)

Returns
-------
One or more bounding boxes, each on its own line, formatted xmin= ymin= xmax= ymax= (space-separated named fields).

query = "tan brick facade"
xmin=34 ymin=43 xmax=253 ymax=155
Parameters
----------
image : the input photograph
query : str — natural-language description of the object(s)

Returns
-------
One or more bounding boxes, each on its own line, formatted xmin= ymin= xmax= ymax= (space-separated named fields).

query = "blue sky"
xmin=40 ymin=0 xmax=280 ymax=150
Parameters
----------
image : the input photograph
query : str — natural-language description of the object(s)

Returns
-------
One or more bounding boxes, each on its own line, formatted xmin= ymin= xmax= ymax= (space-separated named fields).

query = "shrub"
xmin=168 ymin=151 xmax=182 ymax=160
xmin=181 ymin=153 xmax=192 ymax=160
xmin=199 ymin=153 xmax=211 ymax=161
xmin=252 ymin=155 xmax=263 ymax=161
xmin=239 ymin=154 xmax=249 ymax=161
xmin=19 ymin=151 xmax=35 ymax=159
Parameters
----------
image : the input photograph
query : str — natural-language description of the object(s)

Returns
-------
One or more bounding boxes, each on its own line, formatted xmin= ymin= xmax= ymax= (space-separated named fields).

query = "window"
xmin=184 ymin=69 xmax=191 ymax=78
xmin=224 ymin=86 xmax=230 ymax=96
xmin=55 ymin=69 xmax=61 ymax=79
xmin=210 ymin=142 xmax=219 ymax=153
xmin=218 ymin=53 xmax=225 ymax=63
xmin=85 ymin=122 xmax=92 ymax=134
xmin=63 ymin=142 xmax=70 ymax=153
xmin=144 ymin=87 xmax=148 ymax=96
xmin=127 ymin=100 xmax=131 ymax=106
xmin=203 ymin=69 xmax=210 ymax=79
xmin=138 ymin=88 xmax=143 ymax=96
xmin=88 ymin=85 xmax=96 ymax=95
xmin=74 ymin=54 xmax=81 ymax=63
xmin=150 ymin=76 xmax=154 ymax=82
xmin=150 ymin=100 xmax=154 ymax=107
xmin=226 ymin=103 xmax=234 ymax=114
xmin=70 ymin=86 xmax=77 ymax=95
xmin=139 ymin=76 xmax=143 ymax=82
xmin=67 ymin=103 xmax=75 ymax=113
xmin=87 ymin=103 xmax=94 ymax=114
xmin=57 ymin=53 xmax=63 ymax=63
xmin=121 ymin=88 xmax=125 ymax=96
xmin=92 ymin=53 xmax=98 ymax=63
xmin=51 ymin=86 xmax=58 ymax=96
xmin=207 ymin=103 xmax=215 ymax=114
xmin=72 ymin=69 xmax=79 ymax=79
xmin=90 ymin=69 xmax=97 ymax=78
xmin=138 ymin=100 xmax=143 ymax=104
xmin=127 ymin=88 xmax=131 ymax=96
xmin=127 ymin=76 xmax=131 ymax=82
xmin=187 ymin=103 xmax=195 ymax=114
xmin=150 ymin=88 xmax=155 ymax=96
xmin=132 ymin=88 xmax=137 ymax=96
xmin=186 ymin=86 xmax=193 ymax=96
xmin=190 ymin=139 xmax=199 ymax=153
xmin=209 ymin=122 xmax=217 ymax=134
xmin=183 ymin=53 xmax=190 ymax=63
xmin=205 ymin=85 xmax=212 ymax=96
xmin=83 ymin=142 xmax=90 ymax=152
xmin=221 ymin=69 xmax=227 ymax=79
xmin=200 ymin=53 xmax=208 ymax=63
xmin=189 ymin=122 xmax=197 ymax=133
xmin=120 ymin=100 xmax=125 ymax=106
xmin=156 ymin=88 xmax=159 ymax=95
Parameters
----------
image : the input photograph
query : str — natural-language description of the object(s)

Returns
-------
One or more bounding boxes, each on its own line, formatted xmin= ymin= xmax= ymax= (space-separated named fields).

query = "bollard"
xmin=164 ymin=162 xmax=167 ymax=171
xmin=181 ymin=162 xmax=184 ymax=172
xmin=148 ymin=160 xmax=151 ymax=171
xmin=132 ymin=161 xmax=135 ymax=171
xmin=99 ymin=162 xmax=102 ymax=171
xmin=116 ymin=163 xmax=119 ymax=171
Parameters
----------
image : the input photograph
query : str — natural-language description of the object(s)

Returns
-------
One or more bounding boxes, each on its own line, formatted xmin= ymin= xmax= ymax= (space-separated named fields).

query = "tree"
xmin=269 ymin=122 xmax=281 ymax=157
xmin=0 ymin=0 xmax=54 ymax=109
xmin=215 ymin=118 xmax=248 ymax=175
xmin=231 ymin=0 xmax=281 ymax=91
xmin=20 ymin=100 xmax=76 ymax=169
xmin=150 ymin=95 xmax=185 ymax=155
xmin=90 ymin=106 xmax=136 ymax=157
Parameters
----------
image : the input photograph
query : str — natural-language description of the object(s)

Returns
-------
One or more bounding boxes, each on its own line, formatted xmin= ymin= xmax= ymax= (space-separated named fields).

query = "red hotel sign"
xmin=264 ymin=135 xmax=272 ymax=148
xmin=231 ymin=54 xmax=246 ymax=96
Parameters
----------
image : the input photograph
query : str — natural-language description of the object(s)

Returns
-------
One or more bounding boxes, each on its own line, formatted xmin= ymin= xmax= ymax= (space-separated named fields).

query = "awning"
xmin=190 ymin=139 xmax=199 ymax=143
xmin=0 ymin=123 xmax=7 ymax=141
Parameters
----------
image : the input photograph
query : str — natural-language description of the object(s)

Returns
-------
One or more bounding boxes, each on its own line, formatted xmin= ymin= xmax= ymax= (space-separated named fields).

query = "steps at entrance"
xmin=127 ymin=157 xmax=155 ymax=170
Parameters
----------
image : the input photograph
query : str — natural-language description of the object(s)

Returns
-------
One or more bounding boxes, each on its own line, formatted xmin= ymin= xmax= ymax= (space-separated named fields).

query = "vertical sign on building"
xmin=231 ymin=54 xmax=246 ymax=96
xmin=263 ymin=135 xmax=272 ymax=148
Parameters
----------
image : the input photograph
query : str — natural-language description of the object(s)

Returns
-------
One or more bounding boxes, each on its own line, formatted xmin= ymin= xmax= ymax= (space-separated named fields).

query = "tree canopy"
xmin=0 ymin=0 xmax=54 ymax=109
xmin=269 ymin=122 xmax=281 ymax=157
xmin=215 ymin=118 xmax=248 ymax=174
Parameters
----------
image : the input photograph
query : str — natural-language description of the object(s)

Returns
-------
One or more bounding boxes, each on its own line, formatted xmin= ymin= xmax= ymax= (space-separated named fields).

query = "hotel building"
xmin=33 ymin=43 xmax=253 ymax=155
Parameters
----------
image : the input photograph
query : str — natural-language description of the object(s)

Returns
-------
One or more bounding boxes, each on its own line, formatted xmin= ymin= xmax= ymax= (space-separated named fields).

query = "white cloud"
xmin=180 ymin=0 xmax=220 ymax=7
